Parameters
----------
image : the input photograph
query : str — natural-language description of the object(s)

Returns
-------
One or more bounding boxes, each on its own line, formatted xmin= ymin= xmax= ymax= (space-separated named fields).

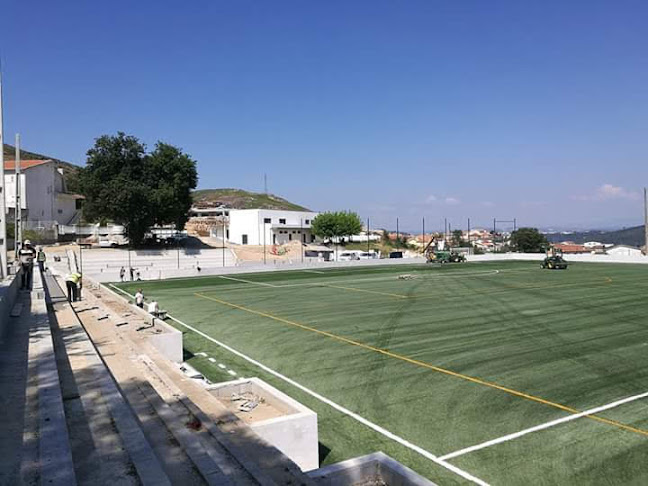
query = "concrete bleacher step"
xmin=43 ymin=273 xmax=172 ymax=486
xmin=21 ymin=271 xmax=77 ymax=486
xmin=46 ymin=274 xmax=245 ymax=485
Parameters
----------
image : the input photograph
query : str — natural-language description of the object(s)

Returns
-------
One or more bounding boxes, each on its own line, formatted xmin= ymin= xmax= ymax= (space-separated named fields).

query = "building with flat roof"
xmin=228 ymin=209 xmax=319 ymax=245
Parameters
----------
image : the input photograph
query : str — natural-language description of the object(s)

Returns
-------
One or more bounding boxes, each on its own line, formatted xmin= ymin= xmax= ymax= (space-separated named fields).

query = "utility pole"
xmin=14 ymin=134 xmax=22 ymax=257
xmin=0 ymin=64 xmax=7 ymax=279
xmin=264 ymin=174 xmax=268 ymax=195
xmin=644 ymin=187 xmax=648 ymax=255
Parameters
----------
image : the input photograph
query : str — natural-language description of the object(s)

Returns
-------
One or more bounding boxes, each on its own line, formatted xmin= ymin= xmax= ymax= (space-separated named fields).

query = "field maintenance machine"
xmin=423 ymin=238 xmax=467 ymax=264
xmin=541 ymin=247 xmax=568 ymax=270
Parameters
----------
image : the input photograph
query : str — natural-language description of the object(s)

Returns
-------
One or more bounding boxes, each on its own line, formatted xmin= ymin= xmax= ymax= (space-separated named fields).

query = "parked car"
xmin=338 ymin=251 xmax=360 ymax=261
xmin=389 ymin=251 xmax=403 ymax=259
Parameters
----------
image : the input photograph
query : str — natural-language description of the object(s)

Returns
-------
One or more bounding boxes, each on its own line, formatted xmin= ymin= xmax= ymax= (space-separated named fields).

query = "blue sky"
xmin=1 ymin=0 xmax=647 ymax=231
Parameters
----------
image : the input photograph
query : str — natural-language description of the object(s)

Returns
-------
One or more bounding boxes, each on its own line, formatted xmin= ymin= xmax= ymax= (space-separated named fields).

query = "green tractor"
xmin=541 ymin=248 xmax=568 ymax=270
xmin=424 ymin=239 xmax=467 ymax=263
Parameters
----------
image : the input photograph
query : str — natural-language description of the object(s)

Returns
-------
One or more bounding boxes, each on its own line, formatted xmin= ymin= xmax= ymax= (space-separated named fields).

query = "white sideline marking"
xmin=219 ymin=275 xmax=278 ymax=287
xmin=302 ymin=269 xmax=327 ymax=274
xmin=107 ymin=284 xmax=489 ymax=486
xmin=208 ymin=358 xmax=216 ymax=363
xmin=227 ymin=369 xmax=237 ymax=376
xmin=218 ymin=363 xmax=226 ymax=369
xmin=440 ymin=390 xmax=648 ymax=461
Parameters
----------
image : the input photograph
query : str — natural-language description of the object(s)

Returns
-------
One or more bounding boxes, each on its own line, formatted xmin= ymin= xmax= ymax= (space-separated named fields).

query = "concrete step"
xmin=43 ymin=272 xmax=172 ymax=486
xmin=22 ymin=270 xmax=77 ymax=486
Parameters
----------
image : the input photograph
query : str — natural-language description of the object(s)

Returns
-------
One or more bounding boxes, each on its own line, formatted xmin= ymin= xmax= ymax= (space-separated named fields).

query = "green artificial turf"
xmin=116 ymin=261 xmax=648 ymax=485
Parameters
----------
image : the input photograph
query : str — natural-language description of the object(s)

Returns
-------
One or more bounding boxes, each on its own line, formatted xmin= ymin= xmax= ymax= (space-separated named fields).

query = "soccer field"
xmin=116 ymin=261 xmax=648 ymax=485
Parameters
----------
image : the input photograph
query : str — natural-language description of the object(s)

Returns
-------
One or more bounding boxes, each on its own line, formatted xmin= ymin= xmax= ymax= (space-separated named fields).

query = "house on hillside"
xmin=4 ymin=159 xmax=84 ymax=226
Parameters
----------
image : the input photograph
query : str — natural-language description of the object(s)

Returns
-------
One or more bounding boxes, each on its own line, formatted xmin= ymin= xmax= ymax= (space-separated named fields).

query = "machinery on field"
xmin=423 ymin=238 xmax=467 ymax=264
xmin=541 ymin=247 xmax=568 ymax=270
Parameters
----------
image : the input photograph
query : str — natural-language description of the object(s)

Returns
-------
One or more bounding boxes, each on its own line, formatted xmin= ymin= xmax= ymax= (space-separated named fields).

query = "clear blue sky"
xmin=2 ymin=0 xmax=647 ymax=231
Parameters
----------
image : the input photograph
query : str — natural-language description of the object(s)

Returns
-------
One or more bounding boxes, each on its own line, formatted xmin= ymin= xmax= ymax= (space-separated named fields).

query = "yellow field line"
xmin=194 ymin=291 xmax=648 ymax=438
xmin=322 ymin=283 xmax=409 ymax=299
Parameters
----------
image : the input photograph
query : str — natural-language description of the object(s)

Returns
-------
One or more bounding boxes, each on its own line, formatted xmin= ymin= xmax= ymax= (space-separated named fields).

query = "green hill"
xmin=546 ymin=225 xmax=646 ymax=247
xmin=193 ymin=188 xmax=309 ymax=211
xmin=3 ymin=143 xmax=81 ymax=192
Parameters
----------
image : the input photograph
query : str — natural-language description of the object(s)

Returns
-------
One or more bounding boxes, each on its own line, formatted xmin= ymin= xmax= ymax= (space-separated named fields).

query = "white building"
xmin=606 ymin=245 xmax=643 ymax=257
xmin=228 ymin=209 xmax=319 ymax=245
xmin=4 ymin=159 xmax=83 ymax=225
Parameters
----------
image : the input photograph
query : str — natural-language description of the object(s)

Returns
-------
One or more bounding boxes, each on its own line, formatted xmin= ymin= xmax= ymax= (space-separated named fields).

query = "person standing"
xmin=65 ymin=272 xmax=82 ymax=302
xmin=135 ymin=289 xmax=144 ymax=308
xmin=19 ymin=240 xmax=36 ymax=290
xmin=129 ymin=267 xmax=134 ymax=281
xmin=36 ymin=247 xmax=47 ymax=272
xmin=119 ymin=266 xmax=126 ymax=282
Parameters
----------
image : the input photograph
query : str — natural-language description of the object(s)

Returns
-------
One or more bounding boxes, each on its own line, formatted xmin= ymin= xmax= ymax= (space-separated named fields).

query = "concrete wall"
xmin=0 ymin=275 xmax=20 ymax=338
xmin=469 ymin=252 xmax=648 ymax=265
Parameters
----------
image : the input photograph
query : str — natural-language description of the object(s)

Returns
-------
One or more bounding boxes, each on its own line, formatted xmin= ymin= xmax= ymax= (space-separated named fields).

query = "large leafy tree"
xmin=509 ymin=227 xmax=548 ymax=253
xmin=311 ymin=211 xmax=363 ymax=242
xmin=79 ymin=133 xmax=198 ymax=246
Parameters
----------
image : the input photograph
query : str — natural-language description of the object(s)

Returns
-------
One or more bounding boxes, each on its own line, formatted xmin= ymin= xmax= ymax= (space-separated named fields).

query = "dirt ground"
xmin=231 ymin=240 xmax=305 ymax=262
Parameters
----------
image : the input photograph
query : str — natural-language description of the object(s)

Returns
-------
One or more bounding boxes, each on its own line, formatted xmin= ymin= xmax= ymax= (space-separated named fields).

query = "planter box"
xmin=208 ymin=377 xmax=318 ymax=471
xmin=308 ymin=452 xmax=436 ymax=486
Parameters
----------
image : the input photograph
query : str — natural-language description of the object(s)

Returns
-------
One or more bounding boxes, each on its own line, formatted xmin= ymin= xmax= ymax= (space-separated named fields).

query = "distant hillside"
xmin=193 ymin=188 xmax=309 ymax=211
xmin=546 ymin=225 xmax=646 ymax=247
xmin=3 ymin=143 xmax=81 ymax=193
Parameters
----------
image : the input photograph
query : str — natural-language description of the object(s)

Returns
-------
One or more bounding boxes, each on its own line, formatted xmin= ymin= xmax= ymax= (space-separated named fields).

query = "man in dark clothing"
xmin=19 ymin=240 xmax=36 ymax=290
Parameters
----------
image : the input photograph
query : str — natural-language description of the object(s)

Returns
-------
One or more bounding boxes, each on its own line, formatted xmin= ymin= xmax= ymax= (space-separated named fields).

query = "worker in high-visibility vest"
xmin=65 ymin=272 xmax=82 ymax=302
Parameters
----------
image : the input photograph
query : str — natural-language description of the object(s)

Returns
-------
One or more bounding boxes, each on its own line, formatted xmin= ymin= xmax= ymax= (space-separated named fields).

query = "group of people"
xmin=119 ymin=266 xmax=141 ymax=282
xmin=18 ymin=240 xmax=47 ymax=290
xmin=134 ymin=288 xmax=161 ymax=318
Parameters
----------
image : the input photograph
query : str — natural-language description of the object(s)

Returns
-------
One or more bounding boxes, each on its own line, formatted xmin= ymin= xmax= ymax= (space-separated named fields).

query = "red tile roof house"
xmin=3 ymin=159 xmax=84 ymax=226
xmin=553 ymin=243 xmax=589 ymax=254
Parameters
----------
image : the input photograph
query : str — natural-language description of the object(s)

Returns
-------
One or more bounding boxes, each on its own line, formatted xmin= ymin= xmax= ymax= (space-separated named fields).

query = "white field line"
xmin=302 ymin=269 xmax=327 ymax=274
xmin=107 ymin=283 xmax=489 ymax=486
xmin=219 ymin=275 xmax=279 ymax=287
xmin=218 ymin=269 xmax=504 ymax=291
xmin=440 ymin=390 xmax=648 ymax=461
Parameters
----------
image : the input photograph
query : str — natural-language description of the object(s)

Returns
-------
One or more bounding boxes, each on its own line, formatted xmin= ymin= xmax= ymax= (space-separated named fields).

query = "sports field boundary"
xmin=107 ymin=284 xmax=489 ymax=486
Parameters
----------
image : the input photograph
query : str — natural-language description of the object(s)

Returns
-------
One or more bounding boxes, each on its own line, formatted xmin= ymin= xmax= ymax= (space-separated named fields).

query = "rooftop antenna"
xmin=0 ymin=62 xmax=7 ymax=278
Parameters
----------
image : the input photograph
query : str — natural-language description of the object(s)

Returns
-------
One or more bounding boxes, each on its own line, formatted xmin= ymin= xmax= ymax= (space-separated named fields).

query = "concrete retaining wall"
xmin=0 ymin=275 xmax=20 ymax=338
xmin=469 ymin=252 xmax=648 ymax=265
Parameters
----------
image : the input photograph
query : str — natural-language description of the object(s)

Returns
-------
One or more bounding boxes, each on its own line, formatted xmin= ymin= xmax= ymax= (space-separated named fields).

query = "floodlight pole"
xmin=0 ymin=64 xmax=6 ymax=279
xmin=467 ymin=218 xmax=471 ymax=249
xmin=300 ymin=218 xmax=303 ymax=263
xmin=644 ymin=187 xmax=648 ymax=255
xmin=222 ymin=218 xmax=225 ymax=267
xmin=78 ymin=243 xmax=83 ymax=300
xmin=367 ymin=217 xmax=370 ymax=253
xmin=263 ymin=220 xmax=266 ymax=264
xmin=15 ymin=134 xmax=22 ymax=257
xmin=422 ymin=217 xmax=425 ymax=249
xmin=396 ymin=218 xmax=399 ymax=249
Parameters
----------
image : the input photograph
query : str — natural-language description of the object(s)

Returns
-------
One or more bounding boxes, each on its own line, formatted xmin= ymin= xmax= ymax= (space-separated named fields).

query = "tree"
xmin=451 ymin=229 xmax=465 ymax=247
xmin=509 ymin=227 xmax=548 ymax=253
xmin=311 ymin=211 xmax=363 ymax=243
xmin=79 ymin=133 xmax=198 ymax=246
